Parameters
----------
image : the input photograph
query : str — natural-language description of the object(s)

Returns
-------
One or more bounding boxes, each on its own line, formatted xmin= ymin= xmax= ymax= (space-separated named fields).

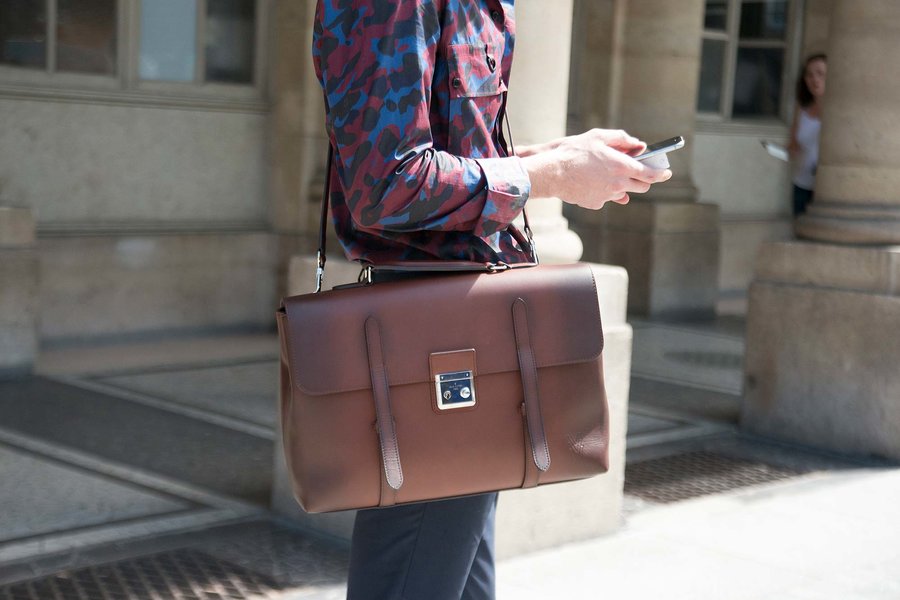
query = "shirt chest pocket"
xmin=448 ymin=43 xmax=507 ymax=98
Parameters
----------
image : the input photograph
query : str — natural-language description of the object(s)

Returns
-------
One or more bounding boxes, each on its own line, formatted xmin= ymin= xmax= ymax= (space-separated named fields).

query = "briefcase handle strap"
xmin=315 ymin=143 xmax=538 ymax=292
xmin=512 ymin=298 xmax=551 ymax=488
xmin=364 ymin=317 xmax=404 ymax=504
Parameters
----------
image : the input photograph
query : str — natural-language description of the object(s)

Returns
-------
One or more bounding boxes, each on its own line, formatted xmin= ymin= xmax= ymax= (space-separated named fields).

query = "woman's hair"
xmin=796 ymin=53 xmax=827 ymax=107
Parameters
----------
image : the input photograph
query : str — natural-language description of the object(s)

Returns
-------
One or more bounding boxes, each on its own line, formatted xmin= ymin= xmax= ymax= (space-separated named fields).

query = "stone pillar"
xmin=741 ymin=0 xmax=900 ymax=461
xmin=566 ymin=0 xmax=622 ymax=135
xmin=569 ymin=0 xmax=720 ymax=317
xmin=617 ymin=0 xmax=702 ymax=204
xmin=0 ymin=207 xmax=38 ymax=378
xmin=795 ymin=2 xmax=900 ymax=244
xmin=507 ymin=0 xmax=583 ymax=264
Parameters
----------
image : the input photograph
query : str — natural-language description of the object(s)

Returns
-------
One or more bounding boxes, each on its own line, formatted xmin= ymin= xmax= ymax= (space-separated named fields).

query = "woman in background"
xmin=789 ymin=54 xmax=827 ymax=216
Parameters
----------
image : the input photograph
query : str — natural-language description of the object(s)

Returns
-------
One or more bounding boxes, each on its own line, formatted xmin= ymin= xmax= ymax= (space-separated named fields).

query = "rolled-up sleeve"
xmin=314 ymin=0 xmax=531 ymax=238
xmin=476 ymin=156 xmax=531 ymax=232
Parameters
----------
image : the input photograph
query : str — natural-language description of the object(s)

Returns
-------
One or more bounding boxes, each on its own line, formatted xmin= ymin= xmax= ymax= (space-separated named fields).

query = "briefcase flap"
xmin=280 ymin=263 xmax=604 ymax=396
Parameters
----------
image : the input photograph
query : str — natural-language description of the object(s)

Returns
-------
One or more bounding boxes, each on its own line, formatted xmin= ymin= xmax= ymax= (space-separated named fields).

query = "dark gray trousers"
xmin=346 ymin=492 xmax=498 ymax=600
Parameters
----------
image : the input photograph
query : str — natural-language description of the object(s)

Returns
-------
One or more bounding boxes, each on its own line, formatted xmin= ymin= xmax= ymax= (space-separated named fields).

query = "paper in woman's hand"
xmin=760 ymin=140 xmax=789 ymax=162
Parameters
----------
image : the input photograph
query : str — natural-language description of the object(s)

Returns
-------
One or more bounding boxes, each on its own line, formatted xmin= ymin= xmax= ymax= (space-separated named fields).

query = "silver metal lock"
xmin=435 ymin=370 xmax=476 ymax=410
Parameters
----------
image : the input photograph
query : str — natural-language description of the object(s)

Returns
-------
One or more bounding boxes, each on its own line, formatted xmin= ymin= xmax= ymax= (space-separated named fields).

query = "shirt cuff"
xmin=473 ymin=156 xmax=532 ymax=236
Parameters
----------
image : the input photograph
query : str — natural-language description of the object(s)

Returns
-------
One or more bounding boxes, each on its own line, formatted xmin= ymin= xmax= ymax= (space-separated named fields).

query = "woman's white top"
xmin=793 ymin=108 xmax=821 ymax=191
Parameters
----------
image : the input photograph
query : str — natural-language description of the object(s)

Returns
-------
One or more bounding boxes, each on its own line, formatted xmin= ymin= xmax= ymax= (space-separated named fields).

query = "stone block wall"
xmin=0 ymin=208 xmax=38 ymax=377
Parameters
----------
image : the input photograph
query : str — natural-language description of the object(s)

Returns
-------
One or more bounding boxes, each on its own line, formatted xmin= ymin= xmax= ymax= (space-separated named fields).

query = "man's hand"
xmin=519 ymin=129 xmax=672 ymax=209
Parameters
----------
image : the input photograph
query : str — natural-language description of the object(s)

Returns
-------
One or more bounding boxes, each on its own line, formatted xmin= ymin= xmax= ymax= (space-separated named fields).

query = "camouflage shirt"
xmin=313 ymin=0 xmax=532 ymax=264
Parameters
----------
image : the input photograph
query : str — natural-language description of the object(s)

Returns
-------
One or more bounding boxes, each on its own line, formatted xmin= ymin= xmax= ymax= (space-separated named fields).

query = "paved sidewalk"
xmin=496 ymin=466 xmax=900 ymax=600
xmin=2 ymin=319 xmax=897 ymax=599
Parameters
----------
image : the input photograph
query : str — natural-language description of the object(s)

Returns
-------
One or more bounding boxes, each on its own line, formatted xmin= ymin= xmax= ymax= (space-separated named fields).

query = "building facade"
xmin=4 ymin=0 xmax=899 ymax=525
xmin=0 ymin=0 xmax=837 ymax=345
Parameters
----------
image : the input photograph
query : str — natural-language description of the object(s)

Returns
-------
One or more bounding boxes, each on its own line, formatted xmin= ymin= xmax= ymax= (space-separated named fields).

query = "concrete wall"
xmin=693 ymin=126 xmax=794 ymax=310
xmin=0 ymin=98 xmax=267 ymax=225
xmin=0 ymin=97 xmax=273 ymax=341
xmin=742 ymin=243 xmax=900 ymax=461
xmin=37 ymin=232 xmax=276 ymax=342
xmin=0 ymin=208 xmax=38 ymax=376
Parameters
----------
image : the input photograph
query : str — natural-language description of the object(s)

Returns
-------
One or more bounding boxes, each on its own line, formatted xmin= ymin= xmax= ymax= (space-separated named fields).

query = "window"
xmin=697 ymin=0 xmax=797 ymax=120
xmin=0 ymin=0 xmax=117 ymax=75
xmin=0 ymin=0 xmax=265 ymax=102
xmin=139 ymin=0 xmax=256 ymax=85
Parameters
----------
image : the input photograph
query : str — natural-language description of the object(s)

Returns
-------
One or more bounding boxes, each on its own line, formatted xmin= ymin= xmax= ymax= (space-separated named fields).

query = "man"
xmin=313 ymin=2 xmax=670 ymax=598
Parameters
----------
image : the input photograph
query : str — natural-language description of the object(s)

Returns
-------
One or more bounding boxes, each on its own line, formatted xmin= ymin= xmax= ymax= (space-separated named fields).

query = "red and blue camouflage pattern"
xmin=313 ymin=0 xmax=532 ymax=264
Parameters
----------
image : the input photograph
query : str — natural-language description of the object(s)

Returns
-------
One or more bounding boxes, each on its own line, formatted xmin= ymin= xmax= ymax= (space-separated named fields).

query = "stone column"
xmin=569 ymin=0 xmax=720 ymax=317
xmin=741 ymin=0 xmax=900 ymax=461
xmin=617 ymin=0 xmax=702 ymax=204
xmin=507 ymin=0 xmax=583 ymax=264
xmin=0 ymin=207 xmax=38 ymax=378
xmin=795 ymin=2 xmax=900 ymax=244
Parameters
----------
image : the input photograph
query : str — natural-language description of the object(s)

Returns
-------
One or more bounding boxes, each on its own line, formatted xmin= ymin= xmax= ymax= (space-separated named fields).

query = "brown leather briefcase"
xmin=276 ymin=260 xmax=610 ymax=513
xmin=275 ymin=147 xmax=609 ymax=513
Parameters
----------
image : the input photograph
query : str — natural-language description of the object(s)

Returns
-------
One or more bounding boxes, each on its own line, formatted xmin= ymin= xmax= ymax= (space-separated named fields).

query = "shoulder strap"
xmin=314 ymin=146 xmax=333 ymax=292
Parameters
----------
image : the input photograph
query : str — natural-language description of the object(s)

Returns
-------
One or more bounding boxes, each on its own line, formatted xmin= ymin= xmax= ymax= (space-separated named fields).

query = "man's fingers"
xmin=628 ymin=161 xmax=672 ymax=184
xmin=626 ymin=179 xmax=653 ymax=194
xmin=655 ymin=168 xmax=673 ymax=183
xmin=626 ymin=143 xmax=647 ymax=157
xmin=594 ymin=129 xmax=645 ymax=154
xmin=608 ymin=150 xmax=671 ymax=183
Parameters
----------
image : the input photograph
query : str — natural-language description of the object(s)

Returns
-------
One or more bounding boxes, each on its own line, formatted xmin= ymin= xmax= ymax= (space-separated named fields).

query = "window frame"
xmin=0 ymin=0 xmax=269 ymax=109
xmin=697 ymin=0 xmax=803 ymax=125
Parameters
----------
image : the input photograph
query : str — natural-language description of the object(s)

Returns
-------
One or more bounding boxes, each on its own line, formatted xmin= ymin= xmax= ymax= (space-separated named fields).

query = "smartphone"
xmin=635 ymin=136 xmax=685 ymax=162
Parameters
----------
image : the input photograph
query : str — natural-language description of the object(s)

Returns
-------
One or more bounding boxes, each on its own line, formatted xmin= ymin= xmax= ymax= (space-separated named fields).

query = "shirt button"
xmin=491 ymin=10 xmax=502 ymax=24
xmin=486 ymin=56 xmax=496 ymax=72
xmin=452 ymin=77 xmax=462 ymax=89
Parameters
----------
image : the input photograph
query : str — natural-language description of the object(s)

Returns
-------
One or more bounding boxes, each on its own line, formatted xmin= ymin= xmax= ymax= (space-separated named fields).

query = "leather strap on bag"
xmin=364 ymin=317 xmax=403 ymax=505
xmin=512 ymin=298 xmax=551 ymax=488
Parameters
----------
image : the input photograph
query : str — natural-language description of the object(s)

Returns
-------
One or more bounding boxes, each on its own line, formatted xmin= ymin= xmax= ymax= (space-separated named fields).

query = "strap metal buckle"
xmin=315 ymin=251 xmax=326 ymax=293
xmin=524 ymin=224 xmax=539 ymax=263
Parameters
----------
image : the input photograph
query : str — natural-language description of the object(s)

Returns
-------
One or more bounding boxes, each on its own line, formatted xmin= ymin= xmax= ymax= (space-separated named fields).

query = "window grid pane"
xmin=0 ymin=0 xmax=48 ymax=70
xmin=139 ymin=0 xmax=198 ymax=82
xmin=698 ymin=38 xmax=727 ymax=113
xmin=205 ymin=0 xmax=255 ymax=84
xmin=732 ymin=46 xmax=784 ymax=117
xmin=704 ymin=0 xmax=729 ymax=31
xmin=739 ymin=0 xmax=788 ymax=41
xmin=56 ymin=0 xmax=117 ymax=75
